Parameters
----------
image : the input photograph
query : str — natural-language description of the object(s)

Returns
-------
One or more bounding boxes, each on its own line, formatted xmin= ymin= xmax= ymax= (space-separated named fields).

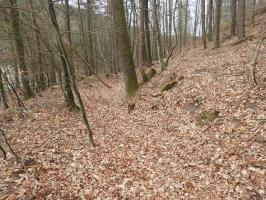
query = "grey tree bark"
xmin=8 ymin=0 xmax=33 ymax=99
xmin=201 ymin=0 xmax=207 ymax=49
xmin=237 ymin=0 xmax=246 ymax=40
xmin=230 ymin=0 xmax=237 ymax=36
xmin=48 ymin=0 xmax=95 ymax=147
xmin=110 ymin=0 xmax=139 ymax=98
xmin=214 ymin=0 xmax=222 ymax=48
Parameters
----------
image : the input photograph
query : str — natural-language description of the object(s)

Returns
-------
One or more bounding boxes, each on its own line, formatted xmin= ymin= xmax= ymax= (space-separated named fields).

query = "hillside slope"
xmin=0 ymin=17 xmax=265 ymax=199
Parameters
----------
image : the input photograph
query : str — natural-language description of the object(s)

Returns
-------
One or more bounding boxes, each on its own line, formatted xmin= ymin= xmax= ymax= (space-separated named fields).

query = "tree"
xmin=28 ymin=0 xmax=45 ymax=91
xmin=201 ymin=0 xmax=207 ymax=49
xmin=139 ymin=0 xmax=148 ymax=67
xmin=152 ymin=0 xmax=165 ymax=70
xmin=144 ymin=0 xmax=152 ymax=66
xmin=237 ymin=0 xmax=246 ymax=40
xmin=193 ymin=0 xmax=200 ymax=47
xmin=48 ymin=0 xmax=95 ymax=147
xmin=207 ymin=0 xmax=213 ymax=41
xmin=0 ymin=69 xmax=8 ymax=109
xmin=139 ymin=0 xmax=148 ymax=82
xmin=214 ymin=0 xmax=222 ymax=48
xmin=230 ymin=0 xmax=237 ymax=36
xmin=8 ymin=0 xmax=33 ymax=99
xmin=178 ymin=0 xmax=183 ymax=53
xmin=61 ymin=0 xmax=78 ymax=110
xmin=184 ymin=0 xmax=189 ymax=47
xmin=110 ymin=0 xmax=139 ymax=98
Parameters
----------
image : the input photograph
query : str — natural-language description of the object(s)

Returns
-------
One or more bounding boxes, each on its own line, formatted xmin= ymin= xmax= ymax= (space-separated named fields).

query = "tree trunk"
xmin=77 ymin=0 xmax=89 ymax=76
xmin=87 ymin=0 xmax=94 ymax=74
xmin=230 ymin=0 xmax=237 ymax=36
xmin=48 ymin=0 xmax=95 ymax=147
xmin=193 ymin=0 xmax=200 ymax=47
xmin=237 ymin=0 xmax=246 ymax=40
xmin=207 ymin=0 xmax=213 ymax=41
xmin=178 ymin=0 xmax=182 ymax=53
xmin=201 ymin=0 xmax=207 ymax=49
xmin=8 ymin=0 xmax=33 ymax=99
xmin=184 ymin=0 xmax=189 ymax=47
xmin=152 ymin=0 xmax=165 ymax=70
xmin=168 ymin=0 xmax=173 ymax=51
xmin=62 ymin=0 xmax=78 ymax=110
xmin=0 ymin=69 xmax=8 ymax=109
xmin=251 ymin=0 xmax=256 ymax=25
xmin=110 ymin=0 xmax=139 ymax=98
xmin=28 ymin=0 xmax=45 ymax=91
xmin=139 ymin=0 xmax=148 ymax=67
xmin=144 ymin=0 xmax=152 ymax=66
xmin=214 ymin=0 xmax=222 ymax=48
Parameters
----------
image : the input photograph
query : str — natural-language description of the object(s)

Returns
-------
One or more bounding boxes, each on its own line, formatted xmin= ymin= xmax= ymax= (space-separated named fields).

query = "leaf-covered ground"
xmin=1 ymin=20 xmax=266 ymax=200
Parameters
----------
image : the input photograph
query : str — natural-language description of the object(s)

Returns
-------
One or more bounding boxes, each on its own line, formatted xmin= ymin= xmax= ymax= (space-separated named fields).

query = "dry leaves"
xmin=0 ymin=21 xmax=265 ymax=200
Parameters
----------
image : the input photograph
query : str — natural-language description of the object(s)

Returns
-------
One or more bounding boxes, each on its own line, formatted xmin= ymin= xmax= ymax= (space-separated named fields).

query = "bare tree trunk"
xmin=251 ymin=0 xmax=256 ymax=25
xmin=152 ymin=0 xmax=165 ymax=70
xmin=110 ymin=0 xmax=139 ymax=98
xmin=168 ymin=0 xmax=173 ymax=51
xmin=237 ymin=0 xmax=246 ymax=40
xmin=230 ymin=0 xmax=237 ymax=36
xmin=139 ymin=0 xmax=148 ymax=68
xmin=87 ymin=0 xmax=94 ymax=74
xmin=8 ymin=0 xmax=33 ymax=99
xmin=28 ymin=0 xmax=45 ymax=91
xmin=178 ymin=0 xmax=182 ymax=53
xmin=77 ymin=0 xmax=90 ymax=76
xmin=184 ymin=0 xmax=189 ymax=47
xmin=0 ymin=69 xmax=8 ymax=109
xmin=207 ymin=0 xmax=213 ymax=41
xmin=214 ymin=0 xmax=222 ymax=48
xmin=144 ymin=0 xmax=152 ymax=66
xmin=193 ymin=0 xmax=200 ymax=47
xmin=48 ymin=0 xmax=95 ymax=147
xmin=201 ymin=0 xmax=207 ymax=49
xmin=61 ymin=0 xmax=78 ymax=110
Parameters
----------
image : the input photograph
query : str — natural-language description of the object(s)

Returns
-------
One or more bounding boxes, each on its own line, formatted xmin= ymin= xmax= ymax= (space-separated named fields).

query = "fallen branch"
xmin=0 ymin=129 xmax=18 ymax=160
xmin=251 ymin=24 xmax=265 ymax=85
xmin=232 ymin=35 xmax=255 ymax=45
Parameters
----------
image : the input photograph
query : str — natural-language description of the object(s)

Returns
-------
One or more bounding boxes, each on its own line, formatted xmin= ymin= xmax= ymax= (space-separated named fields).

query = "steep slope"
xmin=0 ymin=17 xmax=265 ymax=200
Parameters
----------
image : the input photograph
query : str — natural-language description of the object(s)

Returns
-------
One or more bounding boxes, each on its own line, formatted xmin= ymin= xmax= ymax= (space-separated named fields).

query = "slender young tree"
xmin=178 ymin=0 xmax=183 ymax=53
xmin=144 ymin=0 xmax=152 ymax=66
xmin=193 ymin=0 xmax=200 ymax=47
xmin=86 ymin=0 xmax=94 ymax=72
xmin=28 ymin=0 xmax=45 ymax=91
xmin=201 ymin=0 xmax=207 ymax=49
xmin=184 ymin=0 xmax=189 ymax=47
xmin=230 ymin=0 xmax=237 ymax=36
xmin=168 ymin=0 xmax=173 ymax=51
xmin=0 ymin=69 xmax=8 ymax=109
xmin=251 ymin=0 xmax=256 ymax=26
xmin=214 ymin=0 xmax=222 ymax=48
xmin=59 ymin=0 xmax=78 ymax=110
xmin=139 ymin=0 xmax=148 ymax=67
xmin=110 ymin=0 xmax=139 ymax=98
xmin=237 ymin=0 xmax=246 ymax=40
xmin=207 ymin=0 xmax=213 ymax=41
xmin=48 ymin=0 xmax=95 ymax=147
xmin=8 ymin=0 xmax=33 ymax=99
xmin=152 ymin=0 xmax=165 ymax=70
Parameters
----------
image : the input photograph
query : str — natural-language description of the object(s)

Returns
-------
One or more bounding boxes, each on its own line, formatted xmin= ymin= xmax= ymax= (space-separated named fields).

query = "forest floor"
xmin=0 ymin=17 xmax=266 ymax=199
